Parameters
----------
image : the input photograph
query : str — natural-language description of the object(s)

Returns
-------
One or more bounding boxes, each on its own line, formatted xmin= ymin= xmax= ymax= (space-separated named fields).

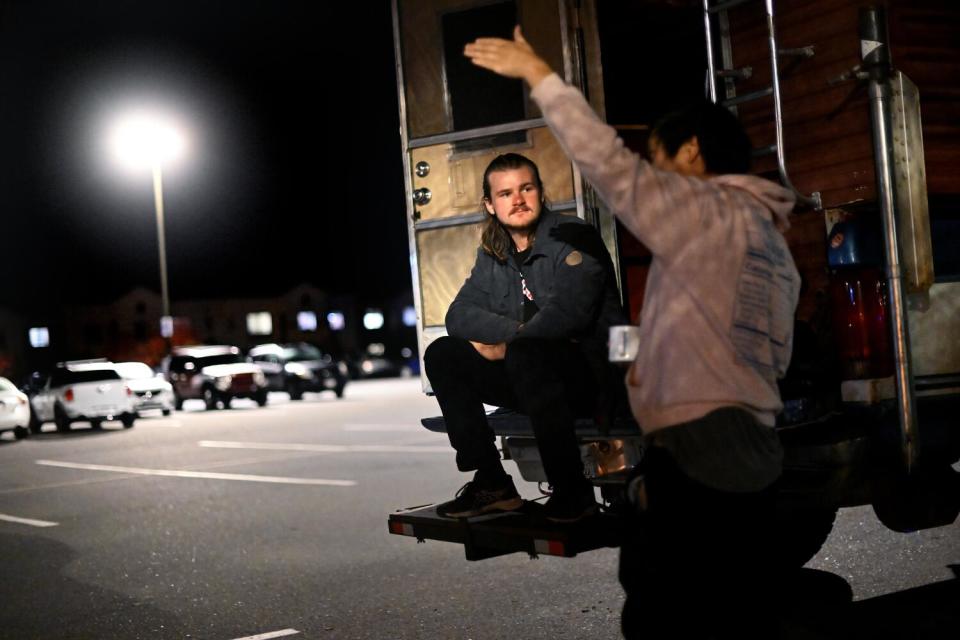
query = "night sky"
xmin=0 ymin=1 xmax=409 ymax=313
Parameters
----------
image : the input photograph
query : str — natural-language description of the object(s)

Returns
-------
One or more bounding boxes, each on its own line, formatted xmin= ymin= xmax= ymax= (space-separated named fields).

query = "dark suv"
xmin=248 ymin=342 xmax=348 ymax=400
xmin=164 ymin=345 xmax=268 ymax=410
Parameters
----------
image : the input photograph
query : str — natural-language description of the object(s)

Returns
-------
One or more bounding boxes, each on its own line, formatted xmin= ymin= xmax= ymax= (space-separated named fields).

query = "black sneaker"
xmin=542 ymin=487 xmax=599 ymax=523
xmin=436 ymin=476 xmax=523 ymax=518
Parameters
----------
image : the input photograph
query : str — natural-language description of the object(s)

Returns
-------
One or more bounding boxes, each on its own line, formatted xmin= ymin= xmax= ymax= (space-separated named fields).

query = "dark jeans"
xmin=423 ymin=335 xmax=597 ymax=493
xmin=620 ymin=445 xmax=780 ymax=639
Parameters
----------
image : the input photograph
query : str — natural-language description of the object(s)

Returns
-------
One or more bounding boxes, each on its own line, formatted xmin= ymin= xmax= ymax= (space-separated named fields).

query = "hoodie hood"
xmin=711 ymin=174 xmax=796 ymax=232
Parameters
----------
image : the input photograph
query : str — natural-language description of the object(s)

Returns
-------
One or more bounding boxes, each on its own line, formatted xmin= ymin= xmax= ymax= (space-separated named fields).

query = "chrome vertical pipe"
xmin=861 ymin=6 xmax=919 ymax=471
xmin=703 ymin=0 xmax=718 ymax=102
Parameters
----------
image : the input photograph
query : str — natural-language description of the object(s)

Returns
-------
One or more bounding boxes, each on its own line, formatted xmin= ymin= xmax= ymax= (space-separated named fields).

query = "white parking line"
xmin=137 ymin=419 xmax=183 ymax=428
xmin=342 ymin=424 xmax=420 ymax=432
xmin=35 ymin=460 xmax=356 ymax=486
xmin=231 ymin=629 xmax=300 ymax=640
xmin=198 ymin=440 xmax=450 ymax=453
xmin=0 ymin=512 xmax=59 ymax=528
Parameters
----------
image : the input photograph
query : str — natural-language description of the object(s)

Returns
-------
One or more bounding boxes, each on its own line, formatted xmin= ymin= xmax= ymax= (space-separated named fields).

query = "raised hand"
xmin=464 ymin=25 xmax=554 ymax=88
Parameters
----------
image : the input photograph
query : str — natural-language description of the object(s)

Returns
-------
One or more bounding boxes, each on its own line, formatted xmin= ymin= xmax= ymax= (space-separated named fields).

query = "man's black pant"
xmin=423 ymin=335 xmax=597 ymax=493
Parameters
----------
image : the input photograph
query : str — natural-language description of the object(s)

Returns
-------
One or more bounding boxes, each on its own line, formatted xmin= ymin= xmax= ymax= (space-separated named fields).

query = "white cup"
xmin=608 ymin=325 xmax=640 ymax=363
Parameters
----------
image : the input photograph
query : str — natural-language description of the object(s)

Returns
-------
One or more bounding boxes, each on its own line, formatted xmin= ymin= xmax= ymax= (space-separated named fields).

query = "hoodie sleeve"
xmin=445 ymin=249 xmax=523 ymax=344
xmin=531 ymin=74 xmax=717 ymax=260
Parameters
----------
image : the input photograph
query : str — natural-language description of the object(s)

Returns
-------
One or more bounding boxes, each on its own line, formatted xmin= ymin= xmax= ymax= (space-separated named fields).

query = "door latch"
xmin=413 ymin=188 xmax=432 ymax=206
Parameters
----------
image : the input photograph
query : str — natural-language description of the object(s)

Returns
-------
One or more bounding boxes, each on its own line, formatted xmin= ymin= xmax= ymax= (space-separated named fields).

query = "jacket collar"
xmin=522 ymin=209 xmax=564 ymax=260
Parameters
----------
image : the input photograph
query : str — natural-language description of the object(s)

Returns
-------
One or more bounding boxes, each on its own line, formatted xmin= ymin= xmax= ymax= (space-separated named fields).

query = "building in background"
xmin=0 ymin=284 xmax=418 ymax=380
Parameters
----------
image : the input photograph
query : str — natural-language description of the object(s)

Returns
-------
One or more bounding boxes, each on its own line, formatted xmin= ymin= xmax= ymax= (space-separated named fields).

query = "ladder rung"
xmin=716 ymin=66 xmax=753 ymax=80
xmin=722 ymin=87 xmax=773 ymax=107
xmin=778 ymin=46 xmax=815 ymax=58
xmin=752 ymin=145 xmax=777 ymax=158
xmin=708 ymin=0 xmax=754 ymax=14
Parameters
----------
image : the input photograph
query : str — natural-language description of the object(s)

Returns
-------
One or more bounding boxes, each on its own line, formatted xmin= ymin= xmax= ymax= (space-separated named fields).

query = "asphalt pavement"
xmin=1 ymin=378 xmax=958 ymax=639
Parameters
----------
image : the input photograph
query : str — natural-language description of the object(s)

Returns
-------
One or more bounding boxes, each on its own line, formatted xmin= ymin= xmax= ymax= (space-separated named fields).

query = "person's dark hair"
xmin=651 ymin=101 xmax=752 ymax=175
xmin=480 ymin=153 xmax=547 ymax=262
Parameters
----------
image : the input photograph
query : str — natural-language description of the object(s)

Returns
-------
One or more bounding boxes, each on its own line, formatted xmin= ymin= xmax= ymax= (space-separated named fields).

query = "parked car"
xmin=164 ymin=345 xmax=268 ymax=410
xmin=0 ymin=377 xmax=31 ymax=440
xmin=248 ymin=342 xmax=348 ymax=400
xmin=114 ymin=361 xmax=175 ymax=416
xmin=351 ymin=355 xmax=408 ymax=379
xmin=348 ymin=344 xmax=413 ymax=380
xmin=29 ymin=362 xmax=136 ymax=432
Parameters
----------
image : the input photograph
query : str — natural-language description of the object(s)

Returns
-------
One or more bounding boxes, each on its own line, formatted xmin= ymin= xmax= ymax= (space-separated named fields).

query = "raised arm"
xmin=465 ymin=26 xmax=711 ymax=259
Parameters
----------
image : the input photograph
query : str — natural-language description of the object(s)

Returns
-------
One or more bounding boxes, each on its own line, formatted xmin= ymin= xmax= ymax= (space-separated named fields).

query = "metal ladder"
xmin=702 ymin=0 xmax=822 ymax=210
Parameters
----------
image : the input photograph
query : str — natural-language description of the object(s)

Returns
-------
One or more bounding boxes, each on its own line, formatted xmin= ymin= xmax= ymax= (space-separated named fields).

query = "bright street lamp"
xmin=109 ymin=110 xmax=188 ymax=341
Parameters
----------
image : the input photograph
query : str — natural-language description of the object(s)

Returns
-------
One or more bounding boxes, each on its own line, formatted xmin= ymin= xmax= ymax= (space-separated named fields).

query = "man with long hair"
xmin=424 ymin=152 xmax=624 ymax=523
xmin=465 ymin=27 xmax=799 ymax=639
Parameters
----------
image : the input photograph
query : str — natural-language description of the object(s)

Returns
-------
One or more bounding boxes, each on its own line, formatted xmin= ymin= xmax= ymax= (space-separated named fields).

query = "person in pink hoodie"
xmin=466 ymin=27 xmax=800 ymax=638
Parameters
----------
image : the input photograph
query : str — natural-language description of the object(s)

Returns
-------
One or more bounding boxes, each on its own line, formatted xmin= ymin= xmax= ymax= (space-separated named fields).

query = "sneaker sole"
xmin=544 ymin=503 xmax=599 ymax=524
xmin=439 ymin=497 xmax=524 ymax=519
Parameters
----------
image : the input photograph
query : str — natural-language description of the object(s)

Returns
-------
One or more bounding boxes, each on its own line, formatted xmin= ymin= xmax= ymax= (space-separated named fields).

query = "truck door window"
xmin=441 ymin=1 xmax=526 ymax=152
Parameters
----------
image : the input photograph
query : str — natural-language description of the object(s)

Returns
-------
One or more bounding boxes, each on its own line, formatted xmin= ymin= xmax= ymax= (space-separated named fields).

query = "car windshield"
xmin=196 ymin=353 xmax=245 ymax=367
xmin=51 ymin=368 xmax=122 ymax=386
xmin=0 ymin=378 xmax=15 ymax=392
xmin=114 ymin=362 xmax=155 ymax=379
xmin=283 ymin=345 xmax=324 ymax=362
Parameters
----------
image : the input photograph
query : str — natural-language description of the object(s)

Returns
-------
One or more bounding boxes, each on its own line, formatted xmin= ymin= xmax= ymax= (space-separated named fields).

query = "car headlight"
xmin=338 ymin=362 xmax=348 ymax=376
xmin=284 ymin=362 xmax=312 ymax=379
xmin=253 ymin=370 xmax=267 ymax=387
xmin=214 ymin=375 xmax=233 ymax=391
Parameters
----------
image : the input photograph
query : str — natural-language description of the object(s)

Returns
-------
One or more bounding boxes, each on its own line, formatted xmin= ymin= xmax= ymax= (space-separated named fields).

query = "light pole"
xmin=152 ymin=162 xmax=170 ymax=323
xmin=110 ymin=110 xmax=187 ymax=346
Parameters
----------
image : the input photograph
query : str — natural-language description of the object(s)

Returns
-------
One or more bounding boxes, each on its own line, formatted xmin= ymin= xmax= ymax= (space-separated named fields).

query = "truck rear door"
xmin=391 ymin=0 xmax=616 ymax=388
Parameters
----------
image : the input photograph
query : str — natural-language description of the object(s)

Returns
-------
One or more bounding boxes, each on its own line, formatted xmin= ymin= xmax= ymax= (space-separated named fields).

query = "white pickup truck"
xmin=30 ymin=364 xmax=136 ymax=433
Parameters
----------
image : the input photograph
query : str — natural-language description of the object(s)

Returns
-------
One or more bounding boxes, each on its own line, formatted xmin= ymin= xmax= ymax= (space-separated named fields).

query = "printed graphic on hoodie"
xmin=731 ymin=218 xmax=797 ymax=377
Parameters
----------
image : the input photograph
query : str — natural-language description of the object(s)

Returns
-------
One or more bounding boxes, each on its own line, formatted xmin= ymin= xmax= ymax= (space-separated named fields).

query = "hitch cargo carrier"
xmin=388 ymin=502 xmax=622 ymax=561
xmin=389 ymin=410 xmax=635 ymax=560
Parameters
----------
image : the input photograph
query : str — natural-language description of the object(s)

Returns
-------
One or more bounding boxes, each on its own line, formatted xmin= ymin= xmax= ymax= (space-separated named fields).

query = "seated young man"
xmin=424 ymin=152 xmax=624 ymax=523
xmin=465 ymin=28 xmax=800 ymax=638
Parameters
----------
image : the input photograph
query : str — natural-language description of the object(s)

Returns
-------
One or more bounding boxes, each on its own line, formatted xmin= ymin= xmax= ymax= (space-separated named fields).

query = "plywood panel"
xmin=417 ymin=223 xmax=484 ymax=327
xmin=410 ymin=127 xmax=575 ymax=221
xmin=398 ymin=0 xmax=567 ymax=139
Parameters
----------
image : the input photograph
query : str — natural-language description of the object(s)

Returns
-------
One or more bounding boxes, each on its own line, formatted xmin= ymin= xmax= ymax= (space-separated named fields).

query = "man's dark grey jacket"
xmin=445 ymin=209 xmax=625 ymax=356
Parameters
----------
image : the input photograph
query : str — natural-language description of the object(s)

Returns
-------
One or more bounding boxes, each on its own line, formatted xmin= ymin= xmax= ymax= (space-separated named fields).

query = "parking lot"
xmin=1 ymin=378 xmax=958 ymax=639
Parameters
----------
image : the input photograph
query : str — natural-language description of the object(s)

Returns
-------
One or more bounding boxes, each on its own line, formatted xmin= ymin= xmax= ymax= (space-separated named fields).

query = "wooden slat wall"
xmin=889 ymin=1 xmax=960 ymax=197
xmin=727 ymin=0 xmax=873 ymax=208
xmin=726 ymin=0 xmax=960 ymax=208
xmin=720 ymin=0 xmax=960 ymax=358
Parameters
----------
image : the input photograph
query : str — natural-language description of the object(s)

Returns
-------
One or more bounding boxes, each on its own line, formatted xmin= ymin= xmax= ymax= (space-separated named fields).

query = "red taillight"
xmin=64 ymin=388 xmax=75 ymax=402
xmin=829 ymin=266 xmax=894 ymax=379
